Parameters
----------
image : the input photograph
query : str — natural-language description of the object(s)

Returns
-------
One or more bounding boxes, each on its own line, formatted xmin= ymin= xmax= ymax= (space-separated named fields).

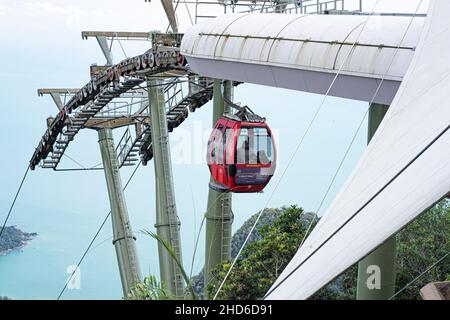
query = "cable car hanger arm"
xmin=223 ymin=96 xmax=266 ymax=123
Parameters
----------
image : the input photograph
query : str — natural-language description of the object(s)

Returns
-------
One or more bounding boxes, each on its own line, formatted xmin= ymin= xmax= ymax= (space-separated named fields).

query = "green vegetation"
xmin=191 ymin=207 xmax=286 ymax=297
xmin=127 ymin=231 xmax=198 ymax=300
xmin=206 ymin=205 xmax=317 ymax=299
xmin=127 ymin=275 xmax=173 ymax=300
xmin=0 ymin=226 xmax=36 ymax=255
xmin=393 ymin=200 xmax=450 ymax=300
xmin=130 ymin=200 xmax=449 ymax=300
xmin=207 ymin=201 xmax=449 ymax=300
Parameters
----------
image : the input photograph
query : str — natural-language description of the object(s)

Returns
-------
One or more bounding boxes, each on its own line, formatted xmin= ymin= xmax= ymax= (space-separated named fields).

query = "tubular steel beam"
xmin=204 ymin=79 xmax=234 ymax=298
xmin=160 ymin=0 xmax=179 ymax=33
xmin=147 ymin=78 xmax=185 ymax=298
xmin=356 ymin=103 xmax=397 ymax=300
xmin=96 ymin=36 xmax=113 ymax=65
xmin=38 ymin=89 xmax=80 ymax=95
xmin=98 ymin=128 xmax=141 ymax=297
xmin=82 ymin=31 xmax=152 ymax=40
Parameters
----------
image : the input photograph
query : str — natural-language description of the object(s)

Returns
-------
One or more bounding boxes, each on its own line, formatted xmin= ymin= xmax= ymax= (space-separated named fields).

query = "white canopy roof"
xmin=181 ymin=13 xmax=425 ymax=104
xmin=266 ymin=0 xmax=450 ymax=299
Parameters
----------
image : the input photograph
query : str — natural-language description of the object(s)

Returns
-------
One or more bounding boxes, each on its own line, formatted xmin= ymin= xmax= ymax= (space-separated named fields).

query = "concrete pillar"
xmin=147 ymin=78 xmax=184 ymax=297
xmin=204 ymin=80 xmax=234 ymax=297
xmin=98 ymin=128 xmax=141 ymax=297
xmin=356 ymin=103 xmax=397 ymax=300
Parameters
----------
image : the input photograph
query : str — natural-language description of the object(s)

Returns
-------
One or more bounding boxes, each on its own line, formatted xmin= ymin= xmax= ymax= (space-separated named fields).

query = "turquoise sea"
xmin=0 ymin=84 xmax=368 ymax=300
xmin=0 ymin=204 xmax=125 ymax=299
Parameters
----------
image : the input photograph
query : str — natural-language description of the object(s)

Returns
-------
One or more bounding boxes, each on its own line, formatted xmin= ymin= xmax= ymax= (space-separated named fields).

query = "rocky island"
xmin=0 ymin=226 xmax=37 ymax=256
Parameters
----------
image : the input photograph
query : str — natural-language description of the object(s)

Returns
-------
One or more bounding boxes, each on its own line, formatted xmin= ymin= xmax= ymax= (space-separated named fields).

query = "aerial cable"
xmin=57 ymin=162 xmax=141 ymax=300
xmin=190 ymin=216 xmax=206 ymax=281
xmin=166 ymin=0 xmax=181 ymax=33
xmin=213 ymin=0 xmax=384 ymax=299
xmin=389 ymin=249 xmax=450 ymax=300
xmin=188 ymin=183 xmax=201 ymax=281
xmin=114 ymin=33 xmax=129 ymax=60
xmin=298 ymin=0 xmax=425 ymax=249
xmin=264 ymin=0 xmax=428 ymax=298
xmin=0 ymin=167 xmax=30 ymax=240
xmin=223 ymin=95 xmax=267 ymax=123
xmin=183 ymin=1 xmax=194 ymax=27
xmin=63 ymin=153 xmax=88 ymax=169
xmin=264 ymin=123 xmax=449 ymax=299
xmin=212 ymin=0 xmax=397 ymax=300
xmin=53 ymin=153 xmax=104 ymax=171
xmin=57 ymin=208 xmax=111 ymax=300
xmin=53 ymin=168 xmax=104 ymax=172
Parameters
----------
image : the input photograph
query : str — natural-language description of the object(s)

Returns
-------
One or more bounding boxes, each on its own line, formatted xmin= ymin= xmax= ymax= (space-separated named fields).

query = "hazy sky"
xmin=0 ymin=0 xmax=430 ymax=298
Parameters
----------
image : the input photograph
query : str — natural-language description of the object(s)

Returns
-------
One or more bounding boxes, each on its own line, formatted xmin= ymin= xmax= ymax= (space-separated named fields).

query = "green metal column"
xmin=98 ymin=128 xmax=141 ymax=297
xmin=356 ymin=103 xmax=397 ymax=300
xmin=147 ymin=78 xmax=184 ymax=297
xmin=204 ymin=80 xmax=234 ymax=297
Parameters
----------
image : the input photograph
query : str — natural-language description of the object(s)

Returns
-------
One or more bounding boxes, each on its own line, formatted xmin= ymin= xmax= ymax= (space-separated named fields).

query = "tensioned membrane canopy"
xmin=265 ymin=0 xmax=450 ymax=299
xmin=181 ymin=13 xmax=425 ymax=104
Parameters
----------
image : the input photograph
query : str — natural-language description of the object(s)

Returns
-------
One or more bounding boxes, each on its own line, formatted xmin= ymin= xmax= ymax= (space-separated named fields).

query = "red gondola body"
xmin=207 ymin=115 xmax=277 ymax=193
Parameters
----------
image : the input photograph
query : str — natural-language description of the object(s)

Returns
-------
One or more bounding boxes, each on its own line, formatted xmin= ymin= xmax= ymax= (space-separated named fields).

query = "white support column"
xmin=98 ymin=128 xmax=141 ymax=297
xmin=204 ymin=80 xmax=234 ymax=298
xmin=147 ymin=78 xmax=185 ymax=297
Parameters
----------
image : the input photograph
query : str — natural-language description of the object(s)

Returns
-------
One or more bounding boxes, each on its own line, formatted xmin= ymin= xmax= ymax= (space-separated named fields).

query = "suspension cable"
xmin=299 ymin=0 xmax=425 ymax=249
xmin=166 ymin=0 xmax=181 ymax=33
xmin=265 ymin=121 xmax=449 ymax=298
xmin=263 ymin=1 xmax=429 ymax=298
xmin=388 ymin=250 xmax=450 ymax=300
xmin=0 ymin=167 xmax=30 ymax=240
xmin=57 ymin=162 xmax=141 ymax=300
xmin=63 ymin=153 xmax=87 ymax=169
xmin=213 ymin=0 xmax=384 ymax=300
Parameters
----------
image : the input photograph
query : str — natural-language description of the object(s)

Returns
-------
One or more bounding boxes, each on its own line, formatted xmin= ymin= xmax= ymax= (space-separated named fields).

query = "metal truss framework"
xmin=31 ymin=0 xmax=376 ymax=172
xmin=30 ymin=32 xmax=215 ymax=171
xmin=180 ymin=0 xmax=352 ymax=23
xmin=30 ymin=30 xmax=218 ymax=296
xmin=28 ymin=0 xmax=343 ymax=298
xmin=29 ymin=0 xmax=422 ymax=299
xmin=178 ymin=0 xmax=424 ymax=24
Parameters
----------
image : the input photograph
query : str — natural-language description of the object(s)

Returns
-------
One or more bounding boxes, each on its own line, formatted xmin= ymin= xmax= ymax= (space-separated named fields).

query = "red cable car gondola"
xmin=207 ymin=108 xmax=276 ymax=193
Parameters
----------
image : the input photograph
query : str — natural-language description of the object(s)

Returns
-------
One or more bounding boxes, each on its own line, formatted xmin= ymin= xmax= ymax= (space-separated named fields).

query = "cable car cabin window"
xmin=208 ymin=125 xmax=224 ymax=165
xmin=217 ymin=126 xmax=226 ymax=165
xmin=207 ymin=117 xmax=276 ymax=193
xmin=225 ymin=128 xmax=234 ymax=165
xmin=236 ymin=127 xmax=273 ymax=165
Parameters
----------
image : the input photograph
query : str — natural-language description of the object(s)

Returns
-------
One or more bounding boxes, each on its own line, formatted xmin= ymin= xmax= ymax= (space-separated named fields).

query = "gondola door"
xmin=216 ymin=123 xmax=227 ymax=186
xmin=223 ymin=124 xmax=237 ymax=188
xmin=207 ymin=124 xmax=222 ymax=181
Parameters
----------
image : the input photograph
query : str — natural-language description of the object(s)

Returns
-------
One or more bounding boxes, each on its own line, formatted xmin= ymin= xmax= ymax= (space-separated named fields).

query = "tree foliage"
xmin=127 ymin=275 xmax=173 ymax=300
xmin=0 ymin=226 xmax=36 ymax=254
xmin=207 ymin=205 xmax=317 ymax=299
xmin=191 ymin=208 xmax=285 ymax=296
xmin=127 ymin=231 xmax=198 ymax=300
xmin=393 ymin=200 xmax=450 ymax=300
xmin=208 ymin=201 xmax=450 ymax=300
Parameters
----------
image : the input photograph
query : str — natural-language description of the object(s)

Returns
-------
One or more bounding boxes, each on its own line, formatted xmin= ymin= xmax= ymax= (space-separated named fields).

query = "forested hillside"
xmin=0 ymin=226 xmax=36 ymax=255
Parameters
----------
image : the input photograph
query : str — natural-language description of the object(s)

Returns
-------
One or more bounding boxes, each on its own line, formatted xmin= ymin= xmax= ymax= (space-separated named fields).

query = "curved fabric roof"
xmin=181 ymin=13 xmax=425 ymax=104
xmin=266 ymin=0 xmax=450 ymax=299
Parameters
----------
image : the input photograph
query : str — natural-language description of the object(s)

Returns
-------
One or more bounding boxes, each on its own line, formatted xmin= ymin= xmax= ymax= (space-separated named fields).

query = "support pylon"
xmin=147 ymin=78 xmax=185 ymax=298
xmin=356 ymin=103 xmax=397 ymax=300
xmin=98 ymin=128 xmax=141 ymax=297
xmin=204 ymin=80 xmax=234 ymax=298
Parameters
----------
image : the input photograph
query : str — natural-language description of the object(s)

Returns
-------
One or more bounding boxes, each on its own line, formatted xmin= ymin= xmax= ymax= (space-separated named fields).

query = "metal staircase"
xmin=41 ymin=78 xmax=144 ymax=169
xmin=115 ymin=77 xmax=215 ymax=168
xmin=220 ymin=194 xmax=233 ymax=262
xmin=30 ymin=33 xmax=183 ymax=171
